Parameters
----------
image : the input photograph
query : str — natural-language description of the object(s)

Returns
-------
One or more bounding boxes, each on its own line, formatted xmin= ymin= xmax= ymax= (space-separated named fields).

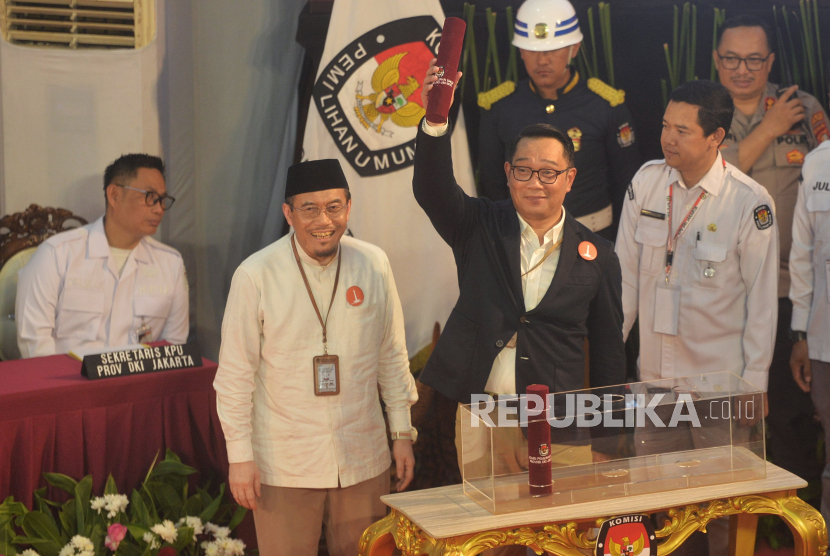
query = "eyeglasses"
xmin=716 ymin=52 xmax=771 ymax=71
xmin=116 ymin=184 xmax=176 ymax=210
xmin=289 ymin=203 xmax=348 ymax=221
xmin=509 ymin=165 xmax=572 ymax=184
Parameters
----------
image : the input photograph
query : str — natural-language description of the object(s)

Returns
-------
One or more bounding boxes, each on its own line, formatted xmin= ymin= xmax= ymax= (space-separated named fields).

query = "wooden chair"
xmin=0 ymin=204 xmax=87 ymax=360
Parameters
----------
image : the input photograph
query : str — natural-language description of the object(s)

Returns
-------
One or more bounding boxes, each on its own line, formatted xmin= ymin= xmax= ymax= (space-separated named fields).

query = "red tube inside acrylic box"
xmin=459 ymin=371 xmax=766 ymax=514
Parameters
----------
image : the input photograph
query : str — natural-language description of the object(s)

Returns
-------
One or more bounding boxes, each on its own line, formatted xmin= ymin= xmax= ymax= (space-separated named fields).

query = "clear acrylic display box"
xmin=460 ymin=372 xmax=766 ymax=514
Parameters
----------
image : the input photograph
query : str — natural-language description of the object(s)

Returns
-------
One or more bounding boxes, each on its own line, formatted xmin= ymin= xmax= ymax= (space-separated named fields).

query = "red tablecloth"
xmin=0 ymin=353 xmax=229 ymax=506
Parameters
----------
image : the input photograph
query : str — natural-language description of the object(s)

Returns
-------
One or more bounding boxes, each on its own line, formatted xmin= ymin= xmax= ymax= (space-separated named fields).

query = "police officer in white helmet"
xmin=478 ymin=0 xmax=641 ymax=241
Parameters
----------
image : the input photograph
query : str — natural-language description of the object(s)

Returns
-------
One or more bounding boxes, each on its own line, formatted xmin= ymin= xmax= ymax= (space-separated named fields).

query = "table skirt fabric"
xmin=0 ymin=354 xmax=229 ymax=508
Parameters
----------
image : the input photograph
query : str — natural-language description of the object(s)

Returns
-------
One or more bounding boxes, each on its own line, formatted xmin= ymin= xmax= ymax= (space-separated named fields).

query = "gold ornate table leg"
xmin=359 ymin=510 xmax=444 ymax=556
xmin=777 ymin=492 xmax=828 ymax=556
xmin=359 ymin=511 xmax=398 ymax=556
xmin=654 ymin=491 xmax=827 ymax=556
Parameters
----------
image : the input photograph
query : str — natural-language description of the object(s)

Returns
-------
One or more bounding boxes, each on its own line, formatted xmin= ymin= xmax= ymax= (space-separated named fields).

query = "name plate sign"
xmin=81 ymin=343 xmax=203 ymax=380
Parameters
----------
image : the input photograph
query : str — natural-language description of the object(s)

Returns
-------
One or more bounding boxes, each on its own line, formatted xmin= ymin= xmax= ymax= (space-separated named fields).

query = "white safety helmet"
xmin=512 ymin=0 xmax=584 ymax=52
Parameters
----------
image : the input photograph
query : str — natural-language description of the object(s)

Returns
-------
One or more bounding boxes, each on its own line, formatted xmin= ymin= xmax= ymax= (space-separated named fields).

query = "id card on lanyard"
xmin=292 ymin=234 xmax=342 ymax=397
xmin=654 ymin=184 xmax=707 ymax=336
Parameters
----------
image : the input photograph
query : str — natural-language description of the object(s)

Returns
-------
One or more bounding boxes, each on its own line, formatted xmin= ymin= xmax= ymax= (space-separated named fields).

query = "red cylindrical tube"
xmin=425 ymin=17 xmax=466 ymax=125
xmin=526 ymin=384 xmax=552 ymax=496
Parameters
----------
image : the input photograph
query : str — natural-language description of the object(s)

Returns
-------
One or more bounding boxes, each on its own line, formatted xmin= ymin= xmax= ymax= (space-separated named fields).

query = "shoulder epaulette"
xmin=143 ymin=236 xmax=183 ymax=258
xmin=46 ymin=226 xmax=87 ymax=246
xmin=478 ymin=80 xmax=516 ymax=110
xmin=632 ymin=159 xmax=666 ymax=179
xmin=587 ymin=77 xmax=625 ymax=107
xmin=639 ymin=159 xmax=664 ymax=171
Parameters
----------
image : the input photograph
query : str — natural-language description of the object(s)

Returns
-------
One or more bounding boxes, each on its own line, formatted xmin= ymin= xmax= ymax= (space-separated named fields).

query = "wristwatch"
xmin=789 ymin=329 xmax=807 ymax=342
xmin=390 ymin=427 xmax=418 ymax=443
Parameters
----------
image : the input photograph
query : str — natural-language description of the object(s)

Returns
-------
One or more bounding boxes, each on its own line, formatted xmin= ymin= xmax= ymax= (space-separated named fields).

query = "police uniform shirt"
xmin=16 ymin=217 xmax=189 ymax=357
xmin=790 ymin=141 xmax=830 ymax=363
xmin=478 ymin=71 xmax=641 ymax=224
xmin=720 ymin=82 xmax=830 ymax=298
xmin=616 ymin=152 xmax=779 ymax=391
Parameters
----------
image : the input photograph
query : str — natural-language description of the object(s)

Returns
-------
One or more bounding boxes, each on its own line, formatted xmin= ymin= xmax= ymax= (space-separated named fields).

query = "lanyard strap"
xmin=521 ymin=237 xmax=564 ymax=277
xmin=291 ymin=234 xmax=341 ymax=354
xmin=664 ymin=184 xmax=707 ymax=282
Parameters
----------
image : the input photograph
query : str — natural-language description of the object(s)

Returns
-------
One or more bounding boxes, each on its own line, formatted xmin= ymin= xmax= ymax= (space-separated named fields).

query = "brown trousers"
xmin=253 ymin=470 xmax=389 ymax=556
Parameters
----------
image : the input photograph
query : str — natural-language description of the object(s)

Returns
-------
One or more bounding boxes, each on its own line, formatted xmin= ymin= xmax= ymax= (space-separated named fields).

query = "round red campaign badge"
xmin=346 ymin=286 xmax=364 ymax=306
xmin=578 ymin=241 xmax=597 ymax=261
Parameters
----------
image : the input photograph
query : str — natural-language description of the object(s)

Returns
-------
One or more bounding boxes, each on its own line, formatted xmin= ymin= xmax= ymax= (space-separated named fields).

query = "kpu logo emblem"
xmin=313 ymin=16 xmax=441 ymax=177
xmin=595 ymin=515 xmax=655 ymax=556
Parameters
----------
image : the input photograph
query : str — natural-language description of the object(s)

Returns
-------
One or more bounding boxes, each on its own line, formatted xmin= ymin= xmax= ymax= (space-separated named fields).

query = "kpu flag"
xmin=302 ymin=0 xmax=477 ymax=355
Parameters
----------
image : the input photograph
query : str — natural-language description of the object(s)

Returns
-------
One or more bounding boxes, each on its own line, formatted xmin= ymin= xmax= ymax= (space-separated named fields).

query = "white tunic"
xmin=615 ymin=153 xmax=778 ymax=391
xmin=16 ymin=217 xmax=189 ymax=357
xmin=213 ymin=233 xmax=417 ymax=488
xmin=790 ymin=141 xmax=830 ymax=363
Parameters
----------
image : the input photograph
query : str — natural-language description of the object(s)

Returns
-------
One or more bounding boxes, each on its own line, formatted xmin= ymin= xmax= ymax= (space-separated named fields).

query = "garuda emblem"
xmin=355 ymin=52 xmax=426 ymax=137
xmin=608 ymin=534 xmax=645 ymax=556
xmin=312 ymin=16 xmax=440 ymax=176
xmin=595 ymin=515 xmax=653 ymax=556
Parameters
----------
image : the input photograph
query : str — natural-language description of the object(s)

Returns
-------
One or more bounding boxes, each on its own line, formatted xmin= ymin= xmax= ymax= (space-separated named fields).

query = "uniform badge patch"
xmin=754 ymin=205 xmax=773 ymax=230
xmin=627 ymin=183 xmax=635 ymax=201
xmin=617 ymin=123 xmax=634 ymax=148
xmin=765 ymin=97 xmax=776 ymax=111
xmin=568 ymin=127 xmax=583 ymax=152
xmin=595 ymin=514 xmax=655 ymax=556
xmin=640 ymin=209 xmax=665 ymax=220
xmin=786 ymin=149 xmax=805 ymax=165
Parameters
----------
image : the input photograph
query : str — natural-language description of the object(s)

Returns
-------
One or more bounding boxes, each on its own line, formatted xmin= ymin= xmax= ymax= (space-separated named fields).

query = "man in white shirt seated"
xmin=16 ymin=154 xmax=189 ymax=358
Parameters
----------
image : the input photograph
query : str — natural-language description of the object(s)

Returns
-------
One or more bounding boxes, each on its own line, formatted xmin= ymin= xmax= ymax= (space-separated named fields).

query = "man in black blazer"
xmin=415 ymin=62 xmax=625 ymax=417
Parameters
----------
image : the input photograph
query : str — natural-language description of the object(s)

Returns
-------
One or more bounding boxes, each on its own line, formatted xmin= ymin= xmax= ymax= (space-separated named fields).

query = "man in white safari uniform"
xmin=615 ymin=80 xmax=778 ymax=556
xmin=16 ymin=154 xmax=188 ymax=357
xmin=789 ymin=139 xmax=830 ymax=527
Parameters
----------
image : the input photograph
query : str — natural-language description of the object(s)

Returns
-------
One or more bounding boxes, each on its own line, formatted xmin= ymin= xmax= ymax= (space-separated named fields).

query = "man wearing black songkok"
xmin=213 ymin=159 xmax=418 ymax=556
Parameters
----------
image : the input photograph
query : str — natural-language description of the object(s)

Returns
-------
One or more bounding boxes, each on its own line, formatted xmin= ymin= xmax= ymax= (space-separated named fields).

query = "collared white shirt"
xmin=615 ymin=153 xmax=778 ymax=391
xmin=790 ymin=141 xmax=830 ymax=362
xmin=16 ymin=216 xmax=189 ymax=357
xmin=213 ymin=233 xmax=417 ymax=488
xmin=485 ymin=211 xmax=566 ymax=394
